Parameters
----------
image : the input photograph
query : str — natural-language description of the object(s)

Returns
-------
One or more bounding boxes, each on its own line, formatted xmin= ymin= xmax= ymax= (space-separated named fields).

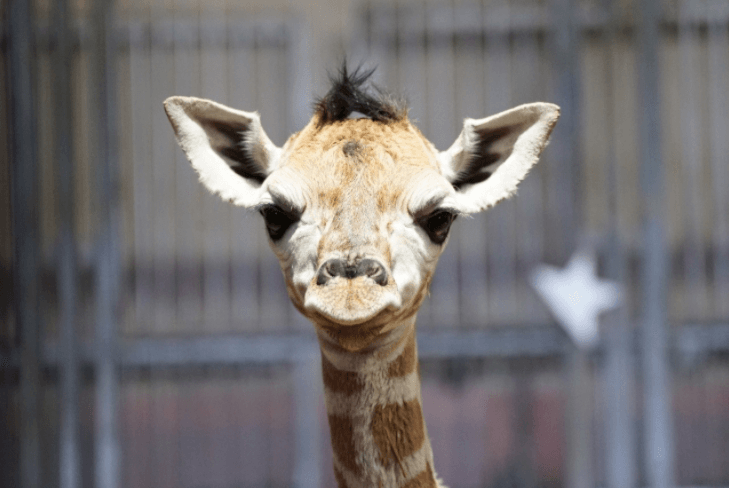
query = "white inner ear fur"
xmin=163 ymin=96 xmax=282 ymax=208
xmin=438 ymin=102 xmax=560 ymax=214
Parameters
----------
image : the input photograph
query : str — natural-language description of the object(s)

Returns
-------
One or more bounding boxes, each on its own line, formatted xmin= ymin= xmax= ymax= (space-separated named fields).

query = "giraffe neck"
xmin=316 ymin=318 xmax=440 ymax=488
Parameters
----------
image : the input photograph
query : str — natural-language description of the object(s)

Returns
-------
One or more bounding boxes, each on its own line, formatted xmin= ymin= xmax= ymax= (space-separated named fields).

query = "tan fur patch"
xmin=318 ymin=189 xmax=342 ymax=209
xmin=321 ymin=352 xmax=364 ymax=395
xmin=328 ymin=414 xmax=361 ymax=476
xmin=371 ymin=400 xmax=425 ymax=471
xmin=333 ymin=466 xmax=350 ymax=488
xmin=402 ymin=463 xmax=437 ymax=488
xmin=387 ymin=330 xmax=416 ymax=378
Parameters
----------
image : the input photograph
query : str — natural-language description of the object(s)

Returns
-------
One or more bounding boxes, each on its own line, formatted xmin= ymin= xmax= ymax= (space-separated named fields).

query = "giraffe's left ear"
xmin=438 ymin=102 xmax=560 ymax=214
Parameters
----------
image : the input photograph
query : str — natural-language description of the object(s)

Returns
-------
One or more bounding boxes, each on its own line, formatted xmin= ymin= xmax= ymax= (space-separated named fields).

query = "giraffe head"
xmin=164 ymin=66 xmax=559 ymax=350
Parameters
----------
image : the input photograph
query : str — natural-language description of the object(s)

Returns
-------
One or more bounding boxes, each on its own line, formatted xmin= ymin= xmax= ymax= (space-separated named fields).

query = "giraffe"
xmin=164 ymin=65 xmax=559 ymax=488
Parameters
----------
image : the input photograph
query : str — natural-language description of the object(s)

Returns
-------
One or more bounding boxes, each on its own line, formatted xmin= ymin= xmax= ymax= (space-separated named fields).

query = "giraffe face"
xmin=164 ymin=68 xmax=559 ymax=348
xmin=259 ymin=118 xmax=457 ymax=334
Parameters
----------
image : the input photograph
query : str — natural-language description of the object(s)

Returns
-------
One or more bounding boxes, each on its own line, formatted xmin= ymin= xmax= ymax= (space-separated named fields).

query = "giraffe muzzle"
xmin=304 ymin=256 xmax=401 ymax=327
xmin=316 ymin=258 xmax=389 ymax=286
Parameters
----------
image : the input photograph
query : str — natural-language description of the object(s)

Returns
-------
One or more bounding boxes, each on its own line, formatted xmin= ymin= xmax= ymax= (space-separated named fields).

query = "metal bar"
xmin=121 ymin=334 xmax=319 ymax=366
xmin=92 ymin=0 xmax=121 ymax=487
xmin=565 ymin=348 xmax=594 ymax=488
xmin=292 ymin=350 xmax=323 ymax=488
xmin=286 ymin=17 xmax=313 ymax=137
xmin=549 ymin=1 xmax=590 ymax=487
xmin=52 ymin=0 xmax=81 ymax=487
xmin=548 ymin=0 xmax=580 ymax=261
xmin=678 ymin=2 xmax=709 ymax=318
xmin=637 ymin=0 xmax=676 ymax=486
xmin=7 ymin=0 xmax=41 ymax=487
xmin=706 ymin=0 xmax=729 ymax=317
xmin=4 ymin=323 xmax=729 ymax=370
xmin=601 ymin=1 xmax=637 ymax=486
xmin=118 ymin=327 xmax=569 ymax=367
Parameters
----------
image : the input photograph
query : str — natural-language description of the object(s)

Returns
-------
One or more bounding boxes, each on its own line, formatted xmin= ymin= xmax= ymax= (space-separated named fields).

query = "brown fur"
xmin=321 ymin=352 xmax=364 ymax=395
xmin=328 ymin=414 xmax=361 ymax=477
xmin=334 ymin=467 xmax=351 ymax=488
xmin=371 ymin=400 xmax=426 ymax=471
xmin=322 ymin=323 xmax=386 ymax=351
xmin=387 ymin=330 xmax=416 ymax=378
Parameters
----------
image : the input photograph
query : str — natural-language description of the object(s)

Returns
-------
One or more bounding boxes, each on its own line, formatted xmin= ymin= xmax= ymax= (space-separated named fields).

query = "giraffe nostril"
xmin=326 ymin=260 xmax=346 ymax=278
xmin=356 ymin=259 xmax=388 ymax=286
xmin=316 ymin=258 xmax=389 ymax=286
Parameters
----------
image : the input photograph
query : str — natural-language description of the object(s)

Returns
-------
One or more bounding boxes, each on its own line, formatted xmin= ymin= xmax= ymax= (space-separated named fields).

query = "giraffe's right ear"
xmin=163 ymin=96 xmax=282 ymax=207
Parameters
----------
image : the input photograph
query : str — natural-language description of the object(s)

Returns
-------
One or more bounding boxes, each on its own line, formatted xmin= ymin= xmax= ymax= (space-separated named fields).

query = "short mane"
xmin=314 ymin=64 xmax=407 ymax=125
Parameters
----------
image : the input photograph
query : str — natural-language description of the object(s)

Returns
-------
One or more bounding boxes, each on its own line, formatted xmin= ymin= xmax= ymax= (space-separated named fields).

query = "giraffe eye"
xmin=418 ymin=209 xmax=457 ymax=245
xmin=260 ymin=205 xmax=298 ymax=241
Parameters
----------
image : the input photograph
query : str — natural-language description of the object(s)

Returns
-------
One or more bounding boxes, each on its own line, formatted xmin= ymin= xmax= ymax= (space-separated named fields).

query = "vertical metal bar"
xmin=150 ymin=4 xmax=178 ymax=333
xmin=549 ymin=1 xmax=589 ymax=487
xmin=53 ymin=0 xmax=81 ymax=487
xmin=706 ymin=0 xmax=729 ymax=317
xmin=637 ymin=0 xmax=675 ymax=487
xmin=129 ymin=16 xmax=155 ymax=334
xmin=677 ymin=2 xmax=709 ymax=319
xmin=565 ymin=348 xmax=594 ymax=488
xmin=601 ymin=1 xmax=636 ymax=487
xmin=548 ymin=0 xmax=580 ymax=261
xmin=287 ymin=18 xmax=312 ymax=142
xmin=7 ymin=1 xmax=41 ymax=487
xmin=292 ymin=350 xmax=322 ymax=488
xmin=92 ymin=0 xmax=121 ymax=487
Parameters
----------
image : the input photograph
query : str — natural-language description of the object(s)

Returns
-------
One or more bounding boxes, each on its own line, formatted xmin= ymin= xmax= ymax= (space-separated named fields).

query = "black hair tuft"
xmin=314 ymin=63 xmax=407 ymax=125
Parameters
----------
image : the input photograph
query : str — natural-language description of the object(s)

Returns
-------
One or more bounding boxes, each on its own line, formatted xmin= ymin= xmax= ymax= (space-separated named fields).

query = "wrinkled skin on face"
xmin=260 ymin=118 xmax=458 ymax=342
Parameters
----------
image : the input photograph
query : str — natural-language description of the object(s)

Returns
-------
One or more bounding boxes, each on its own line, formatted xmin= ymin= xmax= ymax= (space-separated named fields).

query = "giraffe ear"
xmin=438 ymin=102 xmax=560 ymax=214
xmin=163 ymin=96 xmax=282 ymax=207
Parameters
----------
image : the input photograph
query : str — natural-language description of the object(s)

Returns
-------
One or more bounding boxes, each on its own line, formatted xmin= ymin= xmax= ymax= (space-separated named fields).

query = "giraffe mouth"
xmin=303 ymin=275 xmax=402 ymax=326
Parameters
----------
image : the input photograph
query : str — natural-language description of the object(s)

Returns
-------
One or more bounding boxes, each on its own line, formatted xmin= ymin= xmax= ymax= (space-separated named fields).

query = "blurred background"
xmin=2 ymin=0 xmax=729 ymax=487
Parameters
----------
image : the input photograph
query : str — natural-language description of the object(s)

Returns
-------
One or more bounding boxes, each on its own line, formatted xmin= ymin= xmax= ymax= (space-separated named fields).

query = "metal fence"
xmin=2 ymin=0 xmax=729 ymax=487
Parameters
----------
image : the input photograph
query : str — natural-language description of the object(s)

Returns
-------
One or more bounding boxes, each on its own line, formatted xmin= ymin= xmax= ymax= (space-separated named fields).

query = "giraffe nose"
xmin=316 ymin=258 xmax=388 ymax=286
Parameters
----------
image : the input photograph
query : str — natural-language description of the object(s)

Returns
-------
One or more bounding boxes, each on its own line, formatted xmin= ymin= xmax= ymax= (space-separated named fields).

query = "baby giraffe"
xmin=164 ymin=66 xmax=559 ymax=488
